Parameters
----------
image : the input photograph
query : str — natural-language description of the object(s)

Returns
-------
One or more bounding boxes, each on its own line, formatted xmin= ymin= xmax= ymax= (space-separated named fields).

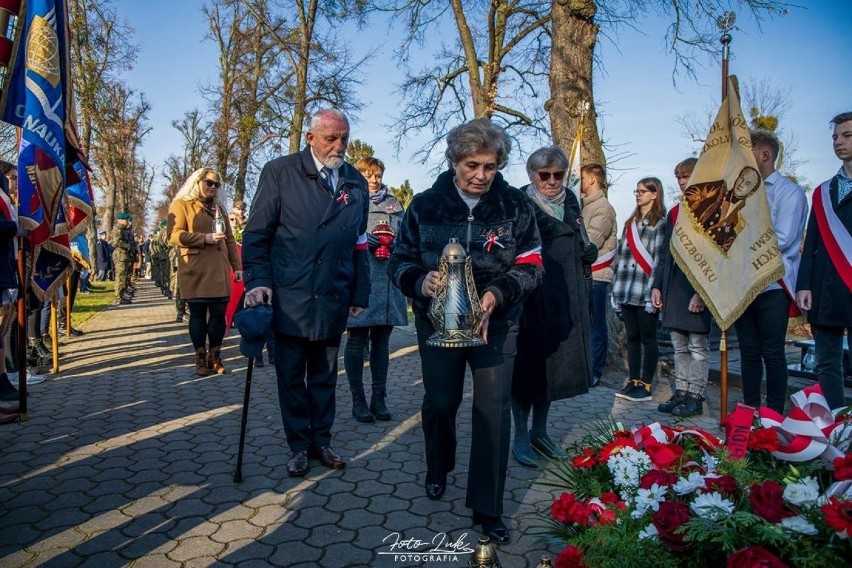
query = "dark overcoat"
xmin=513 ymin=188 xmax=592 ymax=403
xmin=347 ymin=188 xmax=408 ymax=329
xmin=242 ymin=147 xmax=371 ymax=341
xmin=95 ymin=238 xmax=112 ymax=272
xmin=652 ymin=207 xmax=712 ymax=334
xmin=796 ymin=175 xmax=852 ymax=327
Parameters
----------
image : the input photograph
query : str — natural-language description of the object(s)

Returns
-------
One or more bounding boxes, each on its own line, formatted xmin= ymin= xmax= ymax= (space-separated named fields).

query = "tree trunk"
xmin=547 ymin=0 xmax=605 ymax=166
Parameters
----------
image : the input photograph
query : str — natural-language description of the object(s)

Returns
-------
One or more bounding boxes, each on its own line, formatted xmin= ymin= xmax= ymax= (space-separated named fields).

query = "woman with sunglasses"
xmin=169 ymin=168 xmax=242 ymax=376
xmin=610 ymin=177 xmax=667 ymax=401
xmin=511 ymin=146 xmax=598 ymax=467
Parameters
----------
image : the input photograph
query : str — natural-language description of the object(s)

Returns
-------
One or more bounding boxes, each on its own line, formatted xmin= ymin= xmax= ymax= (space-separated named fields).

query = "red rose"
xmin=556 ymin=545 xmax=588 ymax=568
xmin=748 ymin=428 xmax=780 ymax=452
xmin=572 ymin=447 xmax=597 ymax=469
xmin=726 ymin=545 xmax=788 ymax=568
xmin=567 ymin=500 xmax=592 ymax=525
xmin=551 ymin=493 xmax=577 ymax=524
xmin=613 ymin=430 xmax=633 ymax=440
xmin=821 ymin=497 xmax=852 ymax=537
xmin=704 ymin=474 xmax=739 ymax=497
xmin=749 ymin=480 xmax=794 ymax=523
xmin=640 ymin=469 xmax=678 ymax=489
xmin=643 ymin=441 xmax=684 ymax=470
xmin=832 ymin=454 xmax=852 ymax=481
xmin=651 ymin=501 xmax=692 ymax=551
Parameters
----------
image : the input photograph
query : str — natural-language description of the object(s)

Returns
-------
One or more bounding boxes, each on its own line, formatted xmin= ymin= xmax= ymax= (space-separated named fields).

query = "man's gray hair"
xmin=445 ymin=118 xmax=511 ymax=169
xmin=525 ymin=146 xmax=569 ymax=178
xmin=309 ymin=108 xmax=349 ymax=132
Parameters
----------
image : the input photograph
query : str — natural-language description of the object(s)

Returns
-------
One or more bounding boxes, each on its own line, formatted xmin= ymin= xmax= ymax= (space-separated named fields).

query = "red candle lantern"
xmin=372 ymin=222 xmax=395 ymax=260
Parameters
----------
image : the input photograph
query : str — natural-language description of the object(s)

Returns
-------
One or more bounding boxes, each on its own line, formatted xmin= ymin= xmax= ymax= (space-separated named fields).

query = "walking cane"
xmin=231 ymin=301 xmax=272 ymax=483
xmin=233 ymin=355 xmax=254 ymax=483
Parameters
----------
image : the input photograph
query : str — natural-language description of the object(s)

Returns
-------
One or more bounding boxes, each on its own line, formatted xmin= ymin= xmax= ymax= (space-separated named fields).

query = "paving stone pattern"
xmin=1 ymin=281 xmax=746 ymax=567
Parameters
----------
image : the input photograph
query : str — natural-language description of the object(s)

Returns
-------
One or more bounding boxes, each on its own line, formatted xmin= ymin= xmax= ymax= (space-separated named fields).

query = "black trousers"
xmin=415 ymin=313 xmax=516 ymax=517
xmin=621 ymin=304 xmax=659 ymax=383
xmin=273 ymin=333 xmax=342 ymax=453
xmin=733 ymin=289 xmax=789 ymax=414
xmin=811 ymin=324 xmax=850 ymax=411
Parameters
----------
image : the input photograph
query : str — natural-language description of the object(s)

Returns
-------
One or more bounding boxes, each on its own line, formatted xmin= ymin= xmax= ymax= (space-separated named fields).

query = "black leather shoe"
xmin=310 ymin=446 xmax=345 ymax=469
xmin=473 ymin=511 xmax=510 ymax=544
xmin=286 ymin=451 xmax=309 ymax=477
xmin=425 ymin=473 xmax=446 ymax=500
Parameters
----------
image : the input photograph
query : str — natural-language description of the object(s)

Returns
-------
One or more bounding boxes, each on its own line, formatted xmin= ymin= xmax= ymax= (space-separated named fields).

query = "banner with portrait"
xmin=671 ymin=75 xmax=783 ymax=330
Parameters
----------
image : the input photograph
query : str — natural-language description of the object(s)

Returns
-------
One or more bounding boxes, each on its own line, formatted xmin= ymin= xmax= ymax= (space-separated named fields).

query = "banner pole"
xmin=50 ymin=297 xmax=59 ymax=373
xmin=15 ymin=240 xmax=27 ymax=420
xmin=717 ymin=12 xmax=735 ymax=424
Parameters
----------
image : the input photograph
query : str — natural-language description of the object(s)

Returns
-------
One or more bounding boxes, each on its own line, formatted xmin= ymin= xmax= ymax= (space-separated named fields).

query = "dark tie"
xmin=320 ymin=167 xmax=334 ymax=193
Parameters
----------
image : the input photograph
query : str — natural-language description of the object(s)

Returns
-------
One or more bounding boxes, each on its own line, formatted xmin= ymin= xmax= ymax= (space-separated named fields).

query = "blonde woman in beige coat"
xmin=168 ymin=168 xmax=242 ymax=376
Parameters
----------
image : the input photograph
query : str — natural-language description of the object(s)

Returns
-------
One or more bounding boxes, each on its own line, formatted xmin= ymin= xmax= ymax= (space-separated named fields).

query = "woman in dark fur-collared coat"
xmin=388 ymin=119 xmax=543 ymax=544
xmin=511 ymin=146 xmax=597 ymax=468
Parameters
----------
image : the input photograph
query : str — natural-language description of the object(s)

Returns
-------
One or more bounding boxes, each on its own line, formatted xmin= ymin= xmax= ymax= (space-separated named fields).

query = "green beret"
xmin=116 ymin=212 xmax=132 ymax=220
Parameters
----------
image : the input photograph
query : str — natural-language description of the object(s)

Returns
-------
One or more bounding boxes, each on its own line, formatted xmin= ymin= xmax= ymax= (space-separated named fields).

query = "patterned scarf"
xmin=370 ymin=184 xmax=389 ymax=204
xmin=525 ymin=183 xmax=566 ymax=220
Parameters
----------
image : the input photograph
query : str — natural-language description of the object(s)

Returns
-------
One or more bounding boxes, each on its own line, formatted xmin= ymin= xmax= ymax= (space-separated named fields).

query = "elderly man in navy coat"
xmin=242 ymin=108 xmax=371 ymax=477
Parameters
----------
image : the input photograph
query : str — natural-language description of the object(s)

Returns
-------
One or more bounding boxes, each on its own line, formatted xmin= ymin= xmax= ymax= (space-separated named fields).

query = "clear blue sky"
xmin=115 ymin=0 xmax=852 ymax=228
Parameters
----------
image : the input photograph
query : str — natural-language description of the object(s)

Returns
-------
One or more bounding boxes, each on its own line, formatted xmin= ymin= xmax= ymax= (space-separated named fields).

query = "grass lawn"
xmin=69 ymin=281 xmax=116 ymax=327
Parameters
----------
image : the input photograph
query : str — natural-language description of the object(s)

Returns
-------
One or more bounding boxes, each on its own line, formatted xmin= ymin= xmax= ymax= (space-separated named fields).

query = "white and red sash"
xmin=591 ymin=248 xmax=615 ymax=272
xmin=813 ymin=181 xmax=852 ymax=294
xmin=626 ymin=221 xmax=654 ymax=276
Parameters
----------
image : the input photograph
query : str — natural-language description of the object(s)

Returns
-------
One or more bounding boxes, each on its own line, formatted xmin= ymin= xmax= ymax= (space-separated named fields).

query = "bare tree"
xmin=91 ymin=83 xmax=151 ymax=234
xmin=369 ymin=0 xmax=551 ymax=164
xmin=204 ymin=0 xmax=365 ymax=203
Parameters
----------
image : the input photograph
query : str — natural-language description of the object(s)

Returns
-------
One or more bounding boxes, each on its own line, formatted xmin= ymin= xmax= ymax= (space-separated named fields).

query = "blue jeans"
xmin=733 ymin=289 xmax=789 ymax=414
xmin=590 ymin=281 xmax=609 ymax=378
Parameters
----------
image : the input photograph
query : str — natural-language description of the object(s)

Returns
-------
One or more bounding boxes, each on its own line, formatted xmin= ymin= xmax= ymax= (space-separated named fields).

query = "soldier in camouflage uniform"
xmin=169 ymin=245 xmax=187 ymax=322
xmin=151 ymin=220 xmax=170 ymax=297
xmin=111 ymin=212 xmax=134 ymax=305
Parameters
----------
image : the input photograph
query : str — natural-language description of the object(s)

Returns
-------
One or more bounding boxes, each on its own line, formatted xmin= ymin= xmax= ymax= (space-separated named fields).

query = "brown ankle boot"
xmin=209 ymin=346 xmax=226 ymax=374
xmin=195 ymin=348 xmax=210 ymax=377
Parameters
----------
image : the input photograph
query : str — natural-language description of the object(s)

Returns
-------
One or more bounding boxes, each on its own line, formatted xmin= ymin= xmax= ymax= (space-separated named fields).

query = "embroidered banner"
xmin=671 ymin=76 xmax=784 ymax=330
xmin=0 ymin=0 xmax=83 ymax=298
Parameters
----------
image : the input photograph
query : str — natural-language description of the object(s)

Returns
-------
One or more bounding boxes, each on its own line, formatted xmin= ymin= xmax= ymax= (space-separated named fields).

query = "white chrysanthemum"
xmin=607 ymin=447 xmax=652 ymax=491
xmin=638 ymin=524 xmax=659 ymax=540
xmin=673 ymin=471 xmax=706 ymax=495
xmin=631 ymin=484 xmax=667 ymax=518
xmin=690 ymin=491 xmax=735 ymax=520
xmin=780 ymin=515 xmax=818 ymax=535
xmin=783 ymin=476 xmax=820 ymax=507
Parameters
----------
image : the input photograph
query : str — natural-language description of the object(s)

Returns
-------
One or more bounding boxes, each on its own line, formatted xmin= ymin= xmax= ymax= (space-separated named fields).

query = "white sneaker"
xmin=26 ymin=373 xmax=46 ymax=385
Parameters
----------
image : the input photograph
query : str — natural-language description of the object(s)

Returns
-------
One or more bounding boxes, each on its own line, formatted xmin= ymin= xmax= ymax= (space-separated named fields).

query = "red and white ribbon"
xmin=626 ymin=221 xmax=654 ymax=276
xmin=631 ymin=422 xmax=721 ymax=450
xmin=758 ymin=384 xmax=844 ymax=462
xmin=515 ymin=246 xmax=543 ymax=266
xmin=592 ymin=248 xmax=615 ymax=273
xmin=354 ymin=232 xmax=368 ymax=251
xmin=813 ymin=181 xmax=852 ymax=294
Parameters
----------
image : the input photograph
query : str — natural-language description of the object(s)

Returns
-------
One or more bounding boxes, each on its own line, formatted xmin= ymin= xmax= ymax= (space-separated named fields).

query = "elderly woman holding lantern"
xmin=388 ymin=118 xmax=543 ymax=544
xmin=343 ymin=157 xmax=407 ymax=423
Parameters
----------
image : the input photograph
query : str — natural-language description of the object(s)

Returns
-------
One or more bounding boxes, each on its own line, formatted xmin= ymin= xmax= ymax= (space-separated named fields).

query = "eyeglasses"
xmin=633 ymin=189 xmax=655 ymax=196
xmin=537 ymin=170 xmax=566 ymax=182
xmin=204 ymin=179 xmax=221 ymax=189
